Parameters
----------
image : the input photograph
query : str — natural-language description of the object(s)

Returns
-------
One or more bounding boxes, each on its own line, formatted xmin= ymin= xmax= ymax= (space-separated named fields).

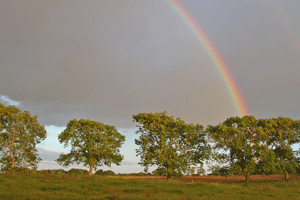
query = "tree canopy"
xmin=133 ymin=111 xmax=210 ymax=179
xmin=56 ymin=119 xmax=125 ymax=176
xmin=0 ymin=103 xmax=46 ymax=172
xmin=257 ymin=117 xmax=300 ymax=179
xmin=207 ymin=116 xmax=261 ymax=181
xmin=207 ymin=116 xmax=300 ymax=181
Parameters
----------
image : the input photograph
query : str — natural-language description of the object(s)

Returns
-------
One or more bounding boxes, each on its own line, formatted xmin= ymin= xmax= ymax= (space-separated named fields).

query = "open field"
xmin=1 ymin=172 xmax=300 ymax=200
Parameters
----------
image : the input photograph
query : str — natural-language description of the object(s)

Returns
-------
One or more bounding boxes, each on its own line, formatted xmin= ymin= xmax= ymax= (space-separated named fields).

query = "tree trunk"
xmin=88 ymin=164 xmax=93 ymax=176
xmin=10 ymin=128 xmax=16 ymax=170
xmin=284 ymin=172 xmax=289 ymax=180
xmin=10 ymin=141 xmax=15 ymax=169
xmin=167 ymin=173 xmax=172 ymax=180
xmin=11 ymin=158 xmax=15 ymax=169
xmin=245 ymin=174 xmax=250 ymax=182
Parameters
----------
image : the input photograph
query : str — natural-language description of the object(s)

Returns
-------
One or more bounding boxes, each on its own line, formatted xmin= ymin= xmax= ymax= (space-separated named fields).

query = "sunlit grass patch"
xmin=1 ymin=172 xmax=300 ymax=199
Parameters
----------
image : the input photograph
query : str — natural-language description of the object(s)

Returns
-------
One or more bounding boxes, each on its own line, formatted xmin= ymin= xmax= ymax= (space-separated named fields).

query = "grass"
xmin=0 ymin=172 xmax=300 ymax=199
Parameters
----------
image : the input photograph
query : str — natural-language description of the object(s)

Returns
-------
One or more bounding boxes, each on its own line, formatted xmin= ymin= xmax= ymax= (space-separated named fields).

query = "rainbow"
xmin=166 ymin=0 xmax=248 ymax=117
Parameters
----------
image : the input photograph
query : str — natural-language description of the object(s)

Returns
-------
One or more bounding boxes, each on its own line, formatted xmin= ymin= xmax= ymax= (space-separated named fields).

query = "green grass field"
xmin=0 ymin=172 xmax=300 ymax=200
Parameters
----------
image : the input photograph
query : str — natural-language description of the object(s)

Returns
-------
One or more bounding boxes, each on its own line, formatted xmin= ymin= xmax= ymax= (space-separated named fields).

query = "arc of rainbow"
xmin=166 ymin=0 xmax=248 ymax=117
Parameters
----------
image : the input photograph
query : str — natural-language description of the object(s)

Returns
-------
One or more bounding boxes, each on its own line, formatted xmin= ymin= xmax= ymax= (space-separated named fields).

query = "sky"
xmin=1 ymin=0 xmax=300 ymax=174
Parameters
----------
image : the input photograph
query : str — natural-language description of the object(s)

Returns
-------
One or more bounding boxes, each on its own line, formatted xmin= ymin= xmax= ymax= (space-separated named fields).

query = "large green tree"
xmin=257 ymin=117 xmax=300 ymax=179
xmin=56 ymin=119 xmax=125 ymax=176
xmin=296 ymin=120 xmax=300 ymax=175
xmin=0 ymin=103 xmax=46 ymax=172
xmin=207 ymin=116 xmax=300 ymax=181
xmin=207 ymin=116 xmax=268 ymax=181
xmin=133 ymin=111 xmax=210 ymax=179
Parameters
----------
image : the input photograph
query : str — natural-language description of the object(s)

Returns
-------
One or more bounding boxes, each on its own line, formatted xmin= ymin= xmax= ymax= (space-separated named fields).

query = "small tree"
xmin=56 ymin=119 xmax=125 ymax=176
xmin=133 ymin=112 xmax=210 ymax=179
xmin=0 ymin=103 xmax=46 ymax=172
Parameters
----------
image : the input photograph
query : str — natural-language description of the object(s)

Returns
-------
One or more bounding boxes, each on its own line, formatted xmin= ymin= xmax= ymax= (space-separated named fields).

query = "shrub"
xmin=137 ymin=172 xmax=146 ymax=176
xmin=67 ymin=168 xmax=88 ymax=175
xmin=95 ymin=169 xmax=105 ymax=175
xmin=10 ymin=167 xmax=31 ymax=173
xmin=50 ymin=169 xmax=66 ymax=175
xmin=38 ymin=170 xmax=52 ymax=175
xmin=103 ymin=170 xmax=115 ymax=176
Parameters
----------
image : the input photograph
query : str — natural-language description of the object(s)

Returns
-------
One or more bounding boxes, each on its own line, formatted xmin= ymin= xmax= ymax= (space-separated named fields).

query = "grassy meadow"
xmin=0 ymin=172 xmax=300 ymax=200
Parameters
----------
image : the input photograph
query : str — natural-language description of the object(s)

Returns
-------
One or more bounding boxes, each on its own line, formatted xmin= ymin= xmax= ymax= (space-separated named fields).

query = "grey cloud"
xmin=37 ymin=148 xmax=62 ymax=162
xmin=120 ymin=161 xmax=136 ymax=166
xmin=1 ymin=0 xmax=299 ymax=129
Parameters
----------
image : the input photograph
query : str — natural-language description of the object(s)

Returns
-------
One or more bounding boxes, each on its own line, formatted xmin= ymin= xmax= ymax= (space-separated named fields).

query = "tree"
xmin=296 ymin=120 xmax=300 ymax=175
xmin=207 ymin=116 xmax=266 ymax=181
xmin=56 ymin=119 xmax=125 ymax=176
xmin=0 ymin=103 xmax=46 ymax=172
xmin=207 ymin=116 xmax=300 ymax=181
xmin=133 ymin=111 xmax=210 ymax=179
xmin=257 ymin=117 xmax=300 ymax=179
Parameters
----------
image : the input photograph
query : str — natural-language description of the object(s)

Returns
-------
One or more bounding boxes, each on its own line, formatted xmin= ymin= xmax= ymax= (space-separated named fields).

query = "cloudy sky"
xmin=1 ymin=0 xmax=299 ymax=173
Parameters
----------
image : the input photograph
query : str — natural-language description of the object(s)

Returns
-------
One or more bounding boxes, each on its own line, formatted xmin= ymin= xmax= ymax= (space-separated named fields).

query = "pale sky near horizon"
xmin=1 ymin=0 xmax=300 ymax=173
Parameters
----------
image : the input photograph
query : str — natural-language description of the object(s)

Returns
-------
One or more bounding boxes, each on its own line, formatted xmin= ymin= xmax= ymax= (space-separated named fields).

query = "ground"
xmin=124 ymin=174 xmax=300 ymax=182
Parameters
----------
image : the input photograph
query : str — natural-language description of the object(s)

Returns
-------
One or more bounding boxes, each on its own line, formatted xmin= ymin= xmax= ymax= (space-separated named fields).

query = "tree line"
xmin=0 ymin=103 xmax=299 ymax=181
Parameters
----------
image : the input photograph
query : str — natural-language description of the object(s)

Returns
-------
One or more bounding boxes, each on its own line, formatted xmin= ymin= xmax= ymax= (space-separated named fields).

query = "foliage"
xmin=207 ymin=116 xmax=300 ymax=181
xmin=257 ymin=117 xmax=300 ymax=178
xmin=187 ymin=166 xmax=206 ymax=176
xmin=103 ymin=170 xmax=115 ymax=176
xmin=9 ymin=166 xmax=31 ymax=173
xmin=133 ymin=111 xmax=211 ymax=179
xmin=136 ymin=172 xmax=147 ymax=176
xmin=0 ymin=103 xmax=46 ymax=172
xmin=95 ymin=169 xmax=115 ymax=176
xmin=56 ymin=119 xmax=125 ymax=176
xmin=152 ymin=167 xmax=167 ymax=176
xmin=38 ymin=169 xmax=66 ymax=175
xmin=95 ymin=169 xmax=105 ymax=175
xmin=207 ymin=165 xmax=222 ymax=176
xmin=67 ymin=168 xmax=88 ymax=175
xmin=116 ymin=172 xmax=152 ymax=176
xmin=207 ymin=116 xmax=268 ymax=181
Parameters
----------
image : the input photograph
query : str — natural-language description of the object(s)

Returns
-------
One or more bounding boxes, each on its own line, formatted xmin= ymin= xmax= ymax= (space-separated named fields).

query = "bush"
xmin=103 ymin=170 xmax=115 ymax=176
xmin=137 ymin=172 xmax=146 ymax=176
xmin=95 ymin=170 xmax=115 ymax=176
xmin=38 ymin=170 xmax=52 ymax=174
xmin=10 ymin=167 xmax=31 ymax=173
xmin=50 ymin=169 xmax=66 ymax=175
xmin=95 ymin=169 xmax=105 ymax=175
xmin=67 ymin=168 xmax=88 ymax=175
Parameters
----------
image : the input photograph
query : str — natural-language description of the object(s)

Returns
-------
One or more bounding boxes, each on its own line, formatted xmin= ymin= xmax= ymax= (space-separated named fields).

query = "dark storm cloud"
xmin=1 ymin=0 xmax=299 ymax=129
